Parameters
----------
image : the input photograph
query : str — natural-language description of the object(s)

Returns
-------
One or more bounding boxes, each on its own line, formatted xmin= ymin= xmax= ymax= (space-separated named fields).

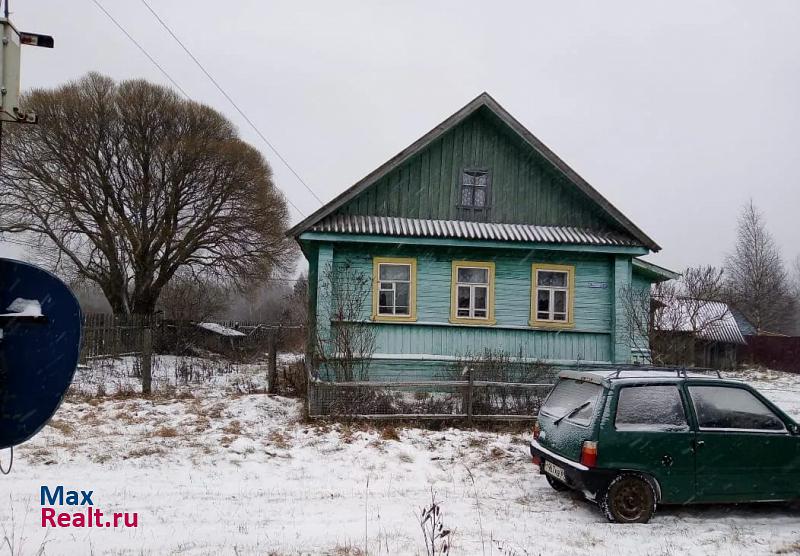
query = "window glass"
xmin=553 ymin=290 xmax=566 ymax=313
xmin=474 ymin=187 xmax=486 ymax=207
xmin=457 ymin=286 xmax=470 ymax=314
xmin=615 ymin=385 xmax=688 ymax=431
xmin=457 ymin=268 xmax=488 ymax=284
xmin=461 ymin=187 xmax=472 ymax=206
xmin=379 ymin=264 xmax=409 ymax=281
xmin=689 ymin=386 xmax=785 ymax=431
xmin=538 ymin=271 xmax=567 ymax=287
xmin=541 ymin=379 xmax=602 ymax=426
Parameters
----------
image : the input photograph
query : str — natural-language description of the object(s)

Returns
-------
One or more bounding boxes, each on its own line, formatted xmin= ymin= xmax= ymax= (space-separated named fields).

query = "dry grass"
xmin=125 ymin=445 xmax=166 ymax=459
xmin=775 ymin=541 xmax=800 ymax=555
xmin=207 ymin=403 xmax=226 ymax=419
xmin=222 ymin=420 xmax=242 ymax=436
xmin=47 ymin=419 xmax=73 ymax=435
xmin=380 ymin=425 xmax=400 ymax=441
xmin=268 ymin=430 xmax=291 ymax=449
xmin=466 ymin=436 xmax=488 ymax=448
xmin=328 ymin=544 xmax=366 ymax=556
xmin=154 ymin=426 xmax=179 ymax=438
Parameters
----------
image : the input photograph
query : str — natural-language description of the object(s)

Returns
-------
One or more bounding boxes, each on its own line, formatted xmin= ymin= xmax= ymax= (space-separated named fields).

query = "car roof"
xmin=557 ymin=366 xmax=733 ymax=387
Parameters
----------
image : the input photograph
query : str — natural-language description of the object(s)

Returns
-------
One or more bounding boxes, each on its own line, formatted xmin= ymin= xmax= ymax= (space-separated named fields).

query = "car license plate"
xmin=544 ymin=460 xmax=566 ymax=482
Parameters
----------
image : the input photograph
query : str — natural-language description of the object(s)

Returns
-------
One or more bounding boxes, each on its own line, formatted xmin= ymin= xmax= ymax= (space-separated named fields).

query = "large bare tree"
xmin=724 ymin=201 xmax=793 ymax=334
xmin=0 ymin=73 xmax=293 ymax=315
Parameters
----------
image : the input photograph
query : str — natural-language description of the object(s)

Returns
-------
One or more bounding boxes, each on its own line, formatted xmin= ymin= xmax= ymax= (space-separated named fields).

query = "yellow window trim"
xmin=450 ymin=260 xmax=496 ymax=325
xmin=372 ymin=257 xmax=417 ymax=322
xmin=530 ymin=263 xmax=575 ymax=328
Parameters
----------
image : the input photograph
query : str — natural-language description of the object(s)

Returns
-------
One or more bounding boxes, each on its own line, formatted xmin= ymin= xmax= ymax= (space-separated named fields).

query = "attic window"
xmin=459 ymin=169 xmax=490 ymax=209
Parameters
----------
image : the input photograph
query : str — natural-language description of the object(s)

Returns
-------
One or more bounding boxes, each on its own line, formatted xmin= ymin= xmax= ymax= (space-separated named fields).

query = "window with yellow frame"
xmin=530 ymin=263 xmax=575 ymax=328
xmin=372 ymin=257 xmax=417 ymax=322
xmin=450 ymin=261 xmax=496 ymax=325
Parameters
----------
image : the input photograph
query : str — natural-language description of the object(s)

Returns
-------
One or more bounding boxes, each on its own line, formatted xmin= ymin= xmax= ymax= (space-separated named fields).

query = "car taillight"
xmin=533 ymin=421 xmax=541 ymax=440
xmin=580 ymin=441 xmax=598 ymax=468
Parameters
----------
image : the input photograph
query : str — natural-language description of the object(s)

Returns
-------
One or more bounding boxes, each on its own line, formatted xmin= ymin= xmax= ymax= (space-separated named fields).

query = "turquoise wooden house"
xmin=289 ymin=93 xmax=675 ymax=381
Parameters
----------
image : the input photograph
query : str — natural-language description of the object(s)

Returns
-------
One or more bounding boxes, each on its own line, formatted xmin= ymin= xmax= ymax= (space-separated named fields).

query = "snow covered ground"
xmin=2 ymin=359 xmax=800 ymax=555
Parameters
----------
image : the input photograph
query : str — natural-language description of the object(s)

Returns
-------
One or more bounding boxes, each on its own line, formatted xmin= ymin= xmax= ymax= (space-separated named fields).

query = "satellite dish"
xmin=0 ymin=259 xmax=82 ymax=450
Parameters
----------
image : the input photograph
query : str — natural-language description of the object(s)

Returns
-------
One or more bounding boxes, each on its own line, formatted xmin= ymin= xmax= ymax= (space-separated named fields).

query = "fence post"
xmin=267 ymin=329 xmax=278 ymax=394
xmin=141 ymin=327 xmax=153 ymax=395
xmin=464 ymin=366 xmax=473 ymax=426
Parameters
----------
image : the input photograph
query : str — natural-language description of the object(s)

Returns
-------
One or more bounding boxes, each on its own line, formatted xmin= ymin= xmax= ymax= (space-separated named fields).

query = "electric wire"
xmin=88 ymin=0 xmax=310 ymax=218
xmin=138 ymin=0 xmax=324 ymax=206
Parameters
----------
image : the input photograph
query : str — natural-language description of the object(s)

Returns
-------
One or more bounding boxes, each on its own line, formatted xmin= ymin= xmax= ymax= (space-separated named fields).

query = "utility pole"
xmin=0 ymin=0 xmax=54 ymax=166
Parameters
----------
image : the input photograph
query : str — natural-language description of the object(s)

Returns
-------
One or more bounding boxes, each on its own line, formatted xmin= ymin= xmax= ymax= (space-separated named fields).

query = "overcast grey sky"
xmin=5 ymin=0 xmax=799 ymax=271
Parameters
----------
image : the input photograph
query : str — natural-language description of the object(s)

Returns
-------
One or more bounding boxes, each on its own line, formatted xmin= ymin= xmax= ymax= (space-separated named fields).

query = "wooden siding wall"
xmin=335 ymin=109 xmax=625 ymax=232
xmin=324 ymin=243 xmax=620 ymax=365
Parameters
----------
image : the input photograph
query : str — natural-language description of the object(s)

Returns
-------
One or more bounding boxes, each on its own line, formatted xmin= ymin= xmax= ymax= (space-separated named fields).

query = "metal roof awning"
xmin=308 ymin=214 xmax=642 ymax=247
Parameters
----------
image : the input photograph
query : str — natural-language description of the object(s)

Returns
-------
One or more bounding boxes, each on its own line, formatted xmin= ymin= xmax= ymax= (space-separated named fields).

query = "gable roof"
xmin=289 ymin=92 xmax=660 ymax=251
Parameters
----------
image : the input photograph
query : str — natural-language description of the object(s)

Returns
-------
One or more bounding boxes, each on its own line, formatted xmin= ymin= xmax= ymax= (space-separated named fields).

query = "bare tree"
xmin=724 ymin=201 xmax=792 ymax=334
xmin=792 ymin=255 xmax=800 ymax=335
xmin=622 ymin=265 xmax=730 ymax=365
xmin=315 ymin=262 xmax=376 ymax=382
xmin=156 ymin=271 xmax=230 ymax=322
xmin=0 ymin=73 xmax=293 ymax=316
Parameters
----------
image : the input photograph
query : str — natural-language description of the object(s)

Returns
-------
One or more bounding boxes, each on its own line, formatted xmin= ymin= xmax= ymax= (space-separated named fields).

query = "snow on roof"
xmin=657 ymin=300 xmax=746 ymax=345
xmin=0 ymin=298 xmax=43 ymax=317
xmin=195 ymin=322 xmax=246 ymax=337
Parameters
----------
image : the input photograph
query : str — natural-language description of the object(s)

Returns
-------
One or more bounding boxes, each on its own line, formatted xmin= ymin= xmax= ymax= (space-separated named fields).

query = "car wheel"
xmin=545 ymin=472 xmax=569 ymax=491
xmin=601 ymin=473 xmax=656 ymax=524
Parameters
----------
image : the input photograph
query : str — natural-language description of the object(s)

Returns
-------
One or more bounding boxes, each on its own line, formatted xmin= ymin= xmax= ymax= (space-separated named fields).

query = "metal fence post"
xmin=141 ymin=327 xmax=153 ymax=395
xmin=267 ymin=329 xmax=278 ymax=394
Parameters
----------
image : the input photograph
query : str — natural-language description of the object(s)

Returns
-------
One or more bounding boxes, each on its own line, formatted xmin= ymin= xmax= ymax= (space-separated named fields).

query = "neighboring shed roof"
xmin=195 ymin=322 xmax=246 ymax=337
xmin=729 ymin=308 xmax=757 ymax=336
xmin=657 ymin=300 xmax=746 ymax=345
xmin=308 ymin=214 xmax=640 ymax=247
xmin=289 ymin=92 xmax=660 ymax=251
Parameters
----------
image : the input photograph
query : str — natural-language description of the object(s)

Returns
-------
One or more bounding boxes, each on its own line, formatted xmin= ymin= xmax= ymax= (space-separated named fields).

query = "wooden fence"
xmin=738 ymin=336 xmax=800 ymax=373
xmin=80 ymin=314 xmax=154 ymax=362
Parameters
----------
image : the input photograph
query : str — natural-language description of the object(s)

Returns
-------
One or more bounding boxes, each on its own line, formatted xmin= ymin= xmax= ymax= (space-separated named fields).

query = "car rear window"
xmin=541 ymin=378 xmax=602 ymax=425
xmin=615 ymin=385 xmax=688 ymax=431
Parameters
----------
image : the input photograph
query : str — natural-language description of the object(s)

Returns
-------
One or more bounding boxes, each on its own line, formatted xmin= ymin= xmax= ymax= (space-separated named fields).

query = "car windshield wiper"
xmin=554 ymin=400 xmax=591 ymax=425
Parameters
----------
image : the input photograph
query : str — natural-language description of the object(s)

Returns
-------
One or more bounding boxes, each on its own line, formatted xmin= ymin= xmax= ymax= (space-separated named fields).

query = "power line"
xmin=88 ymin=0 xmax=308 ymax=218
xmin=138 ymin=0 xmax=325 ymax=207
xmin=88 ymin=0 xmax=190 ymax=99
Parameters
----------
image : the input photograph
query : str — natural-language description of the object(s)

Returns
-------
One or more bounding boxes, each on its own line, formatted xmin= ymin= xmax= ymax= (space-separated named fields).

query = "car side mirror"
xmin=789 ymin=424 xmax=800 ymax=435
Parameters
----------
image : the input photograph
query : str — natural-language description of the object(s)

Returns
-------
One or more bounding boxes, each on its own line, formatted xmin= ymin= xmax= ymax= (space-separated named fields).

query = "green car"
xmin=529 ymin=368 xmax=800 ymax=523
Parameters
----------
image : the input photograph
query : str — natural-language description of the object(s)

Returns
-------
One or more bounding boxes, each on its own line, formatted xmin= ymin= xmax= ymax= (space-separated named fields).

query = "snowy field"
xmin=2 ymin=358 xmax=800 ymax=555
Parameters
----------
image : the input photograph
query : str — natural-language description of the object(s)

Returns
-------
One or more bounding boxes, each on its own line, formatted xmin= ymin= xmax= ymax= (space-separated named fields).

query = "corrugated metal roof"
xmin=310 ymin=215 xmax=640 ymax=247
xmin=657 ymin=300 xmax=746 ymax=345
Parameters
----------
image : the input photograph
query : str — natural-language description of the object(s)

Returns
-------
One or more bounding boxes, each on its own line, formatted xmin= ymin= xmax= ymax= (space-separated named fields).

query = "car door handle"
xmin=692 ymin=440 xmax=705 ymax=453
